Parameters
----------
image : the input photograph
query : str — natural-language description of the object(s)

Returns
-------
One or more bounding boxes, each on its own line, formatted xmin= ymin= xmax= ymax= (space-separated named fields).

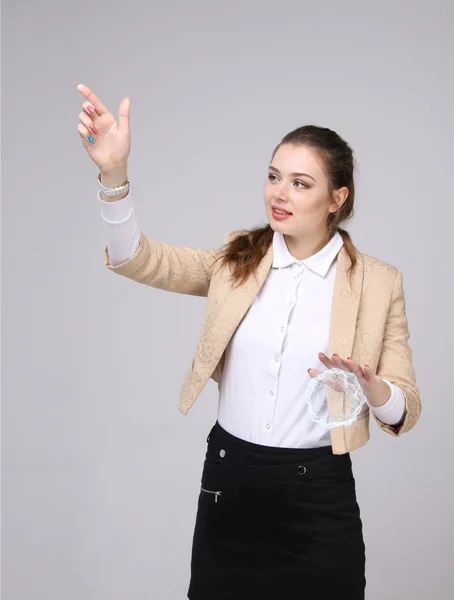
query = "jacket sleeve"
xmin=104 ymin=230 xmax=224 ymax=297
xmin=374 ymin=269 xmax=421 ymax=436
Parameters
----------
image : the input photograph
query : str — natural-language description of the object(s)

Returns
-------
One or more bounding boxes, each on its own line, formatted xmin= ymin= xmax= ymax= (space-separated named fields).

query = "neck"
xmin=283 ymin=229 xmax=332 ymax=260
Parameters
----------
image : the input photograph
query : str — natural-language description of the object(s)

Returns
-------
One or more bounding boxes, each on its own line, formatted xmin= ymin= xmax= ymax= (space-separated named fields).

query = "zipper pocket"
xmin=201 ymin=487 xmax=222 ymax=503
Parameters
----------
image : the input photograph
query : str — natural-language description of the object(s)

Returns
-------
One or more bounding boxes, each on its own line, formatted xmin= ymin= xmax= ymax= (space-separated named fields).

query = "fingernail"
xmin=89 ymin=124 xmax=98 ymax=134
xmin=347 ymin=357 xmax=352 ymax=360
xmin=87 ymin=135 xmax=94 ymax=143
xmin=87 ymin=106 xmax=95 ymax=114
xmin=333 ymin=353 xmax=338 ymax=357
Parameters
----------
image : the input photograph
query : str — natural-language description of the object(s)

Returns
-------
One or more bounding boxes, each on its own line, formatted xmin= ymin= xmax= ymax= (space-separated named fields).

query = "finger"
xmin=118 ymin=97 xmax=130 ymax=134
xmin=307 ymin=368 xmax=322 ymax=377
xmin=77 ymin=123 xmax=94 ymax=146
xmin=82 ymin=101 xmax=99 ymax=119
xmin=345 ymin=357 xmax=365 ymax=379
xmin=79 ymin=111 xmax=99 ymax=137
xmin=76 ymin=83 xmax=109 ymax=116
xmin=363 ymin=364 xmax=375 ymax=381
xmin=328 ymin=353 xmax=349 ymax=372
xmin=318 ymin=352 xmax=335 ymax=369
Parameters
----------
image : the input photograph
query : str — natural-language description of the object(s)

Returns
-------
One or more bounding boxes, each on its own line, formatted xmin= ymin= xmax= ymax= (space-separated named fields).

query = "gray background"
xmin=2 ymin=0 xmax=453 ymax=598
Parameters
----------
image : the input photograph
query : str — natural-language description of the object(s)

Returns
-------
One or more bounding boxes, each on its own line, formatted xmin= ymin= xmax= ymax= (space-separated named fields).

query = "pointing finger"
xmin=76 ymin=83 xmax=109 ymax=116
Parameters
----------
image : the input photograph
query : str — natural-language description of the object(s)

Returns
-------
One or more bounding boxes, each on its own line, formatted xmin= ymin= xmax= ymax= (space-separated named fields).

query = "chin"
xmin=269 ymin=221 xmax=283 ymax=232
xmin=268 ymin=217 xmax=292 ymax=233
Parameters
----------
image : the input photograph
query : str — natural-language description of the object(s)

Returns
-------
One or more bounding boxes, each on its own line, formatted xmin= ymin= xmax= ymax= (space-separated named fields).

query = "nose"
xmin=273 ymin=185 xmax=290 ymax=203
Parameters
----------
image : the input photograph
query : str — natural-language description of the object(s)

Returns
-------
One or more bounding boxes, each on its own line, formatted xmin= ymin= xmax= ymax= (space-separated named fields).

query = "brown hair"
xmin=216 ymin=125 xmax=358 ymax=287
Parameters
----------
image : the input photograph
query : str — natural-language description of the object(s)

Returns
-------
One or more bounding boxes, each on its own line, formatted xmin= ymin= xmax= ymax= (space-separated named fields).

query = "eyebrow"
xmin=268 ymin=165 xmax=316 ymax=182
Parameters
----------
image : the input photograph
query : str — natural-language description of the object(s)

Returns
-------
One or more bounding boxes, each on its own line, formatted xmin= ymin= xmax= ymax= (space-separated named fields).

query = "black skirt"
xmin=188 ymin=421 xmax=366 ymax=600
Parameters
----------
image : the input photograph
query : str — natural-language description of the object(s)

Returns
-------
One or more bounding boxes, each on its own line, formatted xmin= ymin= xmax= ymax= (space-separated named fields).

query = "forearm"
xmin=365 ymin=378 xmax=392 ymax=407
xmin=367 ymin=379 xmax=407 ymax=426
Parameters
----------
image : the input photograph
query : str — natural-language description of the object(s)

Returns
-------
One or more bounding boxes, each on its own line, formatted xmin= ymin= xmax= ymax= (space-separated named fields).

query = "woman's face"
xmin=264 ymin=143 xmax=346 ymax=238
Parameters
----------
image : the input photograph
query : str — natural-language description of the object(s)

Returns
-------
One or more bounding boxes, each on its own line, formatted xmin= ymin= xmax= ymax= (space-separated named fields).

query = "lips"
xmin=271 ymin=205 xmax=292 ymax=215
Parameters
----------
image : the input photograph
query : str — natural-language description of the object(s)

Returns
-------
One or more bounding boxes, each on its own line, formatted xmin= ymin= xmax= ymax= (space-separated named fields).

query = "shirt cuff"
xmin=368 ymin=379 xmax=407 ymax=426
xmin=99 ymin=191 xmax=134 ymax=224
xmin=99 ymin=191 xmax=141 ymax=266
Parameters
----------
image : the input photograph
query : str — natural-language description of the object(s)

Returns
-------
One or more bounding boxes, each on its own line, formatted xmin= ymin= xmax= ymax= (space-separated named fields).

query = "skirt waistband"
xmin=205 ymin=421 xmax=352 ymax=481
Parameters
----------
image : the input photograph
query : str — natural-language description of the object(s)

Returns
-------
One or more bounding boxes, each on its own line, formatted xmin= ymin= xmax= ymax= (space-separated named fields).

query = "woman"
xmin=76 ymin=83 xmax=421 ymax=599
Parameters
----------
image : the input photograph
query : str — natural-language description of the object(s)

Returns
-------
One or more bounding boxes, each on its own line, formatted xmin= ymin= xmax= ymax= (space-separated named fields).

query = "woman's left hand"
xmin=308 ymin=353 xmax=391 ymax=408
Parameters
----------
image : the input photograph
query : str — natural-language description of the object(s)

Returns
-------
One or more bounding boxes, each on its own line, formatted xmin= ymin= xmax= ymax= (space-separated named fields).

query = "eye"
xmin=268 ymin=174 xmax=307 ymax=189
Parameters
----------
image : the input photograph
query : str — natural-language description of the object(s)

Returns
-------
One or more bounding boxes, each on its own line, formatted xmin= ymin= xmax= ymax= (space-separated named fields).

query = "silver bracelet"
xmin=97 ymin=173 xmax=130 ymax=197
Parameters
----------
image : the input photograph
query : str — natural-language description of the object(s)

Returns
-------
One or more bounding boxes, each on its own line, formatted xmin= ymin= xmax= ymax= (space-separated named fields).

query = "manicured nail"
xmin=89 ymin=124 xmax=98 ymax=134
xmin=347 ymin=357 xmax=352 ymax=360
xmin=87 ymin=135 xmax=94 ymax=143
xmin=87 ymin=106 xmax=95 ymax=114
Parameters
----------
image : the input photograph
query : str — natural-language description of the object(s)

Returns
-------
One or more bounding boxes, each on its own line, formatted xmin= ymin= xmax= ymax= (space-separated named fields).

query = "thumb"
xmin=308 ymin=368 xmax=322 ymax=377
xmin=118 ymin=96 xmax=130 ymax=133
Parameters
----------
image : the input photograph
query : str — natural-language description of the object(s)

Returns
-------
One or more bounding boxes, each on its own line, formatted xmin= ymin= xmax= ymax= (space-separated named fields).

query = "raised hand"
xmin=75 ymin=83 xmax=131 ymax=173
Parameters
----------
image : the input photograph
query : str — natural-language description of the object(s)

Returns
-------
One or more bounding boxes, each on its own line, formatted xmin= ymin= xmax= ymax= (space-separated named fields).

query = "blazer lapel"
xmin=205 ymin=243 xmax=274 ymax=370
xmin=328 ymin=247 xmax=364 ymax=359
xmin=327 ymin=247 xmax=364 ymax=447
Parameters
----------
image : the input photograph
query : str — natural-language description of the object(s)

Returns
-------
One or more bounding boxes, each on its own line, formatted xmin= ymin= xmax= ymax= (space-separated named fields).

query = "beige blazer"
xmin=104 ymin=230 xmax=421 ymax=455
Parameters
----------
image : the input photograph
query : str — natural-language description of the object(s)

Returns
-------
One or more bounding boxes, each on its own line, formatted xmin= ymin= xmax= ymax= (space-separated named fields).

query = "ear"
xmin=329 ymin=186 xmax=349 ymax=213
